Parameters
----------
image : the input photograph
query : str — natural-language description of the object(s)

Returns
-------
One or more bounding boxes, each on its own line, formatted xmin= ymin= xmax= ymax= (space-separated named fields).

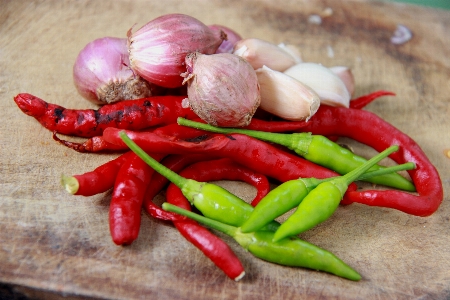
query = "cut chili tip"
xmin=234 ymin=271 xmax=246 ymax=281
xmin=61 ymin=175 xmax=79 ymax=195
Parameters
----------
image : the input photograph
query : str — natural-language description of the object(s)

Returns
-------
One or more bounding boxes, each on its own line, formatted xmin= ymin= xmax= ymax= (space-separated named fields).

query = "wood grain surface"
xmin=1 ymin=0 xmax=449 ymax=299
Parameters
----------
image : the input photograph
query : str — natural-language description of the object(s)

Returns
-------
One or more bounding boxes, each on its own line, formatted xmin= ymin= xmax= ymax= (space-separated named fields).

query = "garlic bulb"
xmin=329 ymin=66 xmax=355 ymax=97
xmin=128 ymin=14 xmax=225 ymax=88
xmin=181 ymin=52 xmax=261 ymax=127
xmin=256 ymin=66 xmax=320 ymax=121
xmin=233 ymin=38 xmax=301 ymax=71
xmin=284 ymin=63 xmax=350 ymax=107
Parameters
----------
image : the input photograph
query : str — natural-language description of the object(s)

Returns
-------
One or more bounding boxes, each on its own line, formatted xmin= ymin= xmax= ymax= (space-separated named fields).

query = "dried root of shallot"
xmin=209 ymin=24 xmax=242 ymax=54
xmin=73 ymin=37 xmax=152 ymax=105
xmin=181 ymin=52 xmax=261 ymax=127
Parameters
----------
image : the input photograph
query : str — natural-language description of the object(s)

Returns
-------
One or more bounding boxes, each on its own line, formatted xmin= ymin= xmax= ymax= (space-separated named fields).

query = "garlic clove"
xmin=256 ymin=65 xmax=320 ymax=121
xmin=284 ymin=63 xmax=350 ymax=107
xmin=277 ymin=43 xmax=302 ymax=63
xmin=233 ymin=38 xmax=301 ymax=72
xmin=329 ymin=66 xmax=355 ymax=97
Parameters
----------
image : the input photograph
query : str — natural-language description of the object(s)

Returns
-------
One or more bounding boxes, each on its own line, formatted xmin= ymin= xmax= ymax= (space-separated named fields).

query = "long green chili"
xmin=241 ymin=161 xmax=415 ymax=233
xmin=162 ymin=202 xmax=362 ymax=281
xmin=272 ymin=145 xmax=400 ymax=242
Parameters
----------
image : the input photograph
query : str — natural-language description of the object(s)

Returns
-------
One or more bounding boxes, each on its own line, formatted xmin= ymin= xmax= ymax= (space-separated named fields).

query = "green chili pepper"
xmin=177 ymin=118 xmax=415 ymax=192
xmin=162 ymin=202 xmax=362 ymax=281
xmin=119 ymin=131 xmax=280 ymax=231
xmin=272 ymin=145 xmax=399 ymax=242
xmin=241 ymin=162 xmax=415 ymax=233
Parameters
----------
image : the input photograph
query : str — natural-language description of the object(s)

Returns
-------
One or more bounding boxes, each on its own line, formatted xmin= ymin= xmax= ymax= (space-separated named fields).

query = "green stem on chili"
xmin=177 ymin=118 xmax=415 ymax=192
xmin=119 ymin=131 xmax=279 ymax=230
xmin=162 ymin=202 xmax=361 ymax=281
xmin=241 ymin=161 xmax=415 ymax=233
xmin=272 ymin=145 xmax=399 ymax=242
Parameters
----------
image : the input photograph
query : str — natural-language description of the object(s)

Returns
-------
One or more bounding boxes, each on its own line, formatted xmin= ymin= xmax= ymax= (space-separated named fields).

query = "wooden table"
xmin=1 ymin=1 xmax=449 ymax=299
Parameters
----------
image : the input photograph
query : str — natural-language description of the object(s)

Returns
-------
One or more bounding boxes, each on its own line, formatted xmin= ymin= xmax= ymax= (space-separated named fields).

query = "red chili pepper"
xmin=13 ymin=93 xmax=198 ymax=137
xmin=162 ymin=158 xmax=272 ymax=281
xmin=143 ymin=155 xmax=246 ymax=281
xmin=61 ymin=151 xmax=135 ymax=196
xmin=144 ymin=154 xmax=218 ymax=206
xmin=169 ymin=218 xmax=246 ymax=281
xmin=169 ymin=158 xmax=271 ymax=206
xmin=299 ymin=105 xmax=443 ymax=216
xmin=349 ymin=90 xmax=396 ymax=109
xmin=103 ymin=127 xmax=343 ymax=182
xmin=109 ymin=153 xmax=165 ymax=246
xmin=53 ymin=131 xmax=125 ymax=153
xmin=53 ymin=90 xmax=394 ymax=153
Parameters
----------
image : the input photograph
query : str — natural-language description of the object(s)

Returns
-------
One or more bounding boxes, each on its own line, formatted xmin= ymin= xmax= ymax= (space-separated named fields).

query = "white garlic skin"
xmin=284 ymin=63 xmax=350 ymax=107
xmin=256 ymin=66 xmax=320 ymax=121
xmin=329 ymin=66 xmax=355 ymax=97
xmin=233 ymin=38 xmax=301 ymax=72
xmin=182 ymin=52 xmax=261 ymax=127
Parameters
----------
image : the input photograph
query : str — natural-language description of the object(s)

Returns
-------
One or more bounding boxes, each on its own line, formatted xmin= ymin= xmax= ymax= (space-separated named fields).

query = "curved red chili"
xmin=109 ymin=153 xmax=165 ymax=246
xmin=143 ymin=154 xmax=218 ymax=207
xmin=166 ymin=158 xmax=271 ymax=206
xmin=143 ymin=155 xmax=246 ymax=281
xmin=161 ymin=158 xmax=272 ymax=280
xmin=53 ymin=131 xmax=125 ymax=153
xmin=103 ymin=127 xmax=341 ymax=182
xmin=300 ymin=105 xmax=443 ymax=216
xmin=13 ymin=93 xmax=198 ymax=137
xmin=349 ymin=90 xmax=396 ymax=109
xmin=61 ymin=151 xmax=134 ymax=196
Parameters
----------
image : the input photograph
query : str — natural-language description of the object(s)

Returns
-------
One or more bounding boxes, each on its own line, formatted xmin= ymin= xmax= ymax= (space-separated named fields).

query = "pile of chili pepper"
xmin=13 ymin=90 xmax=443 ymax=281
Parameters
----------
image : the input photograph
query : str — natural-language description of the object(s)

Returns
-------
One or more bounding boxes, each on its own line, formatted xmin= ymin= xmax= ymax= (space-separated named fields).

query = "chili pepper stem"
xmin=337 ymin=145 xmax=399 ymax=193
xmin=119 ymin=131 xmax=193 ymax=190
xmin=61 ymin=175 xmax=79 ymax=195
xmin=357 ymin=162 xmax=415 ymax=181
xmin=163 ymin=203 xmax=239 ymax=236
xmin=178 ymin=117 xmax=311 ymax=154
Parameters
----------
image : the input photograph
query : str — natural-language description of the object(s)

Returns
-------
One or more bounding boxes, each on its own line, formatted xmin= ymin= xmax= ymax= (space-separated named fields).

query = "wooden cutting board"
xmin=1 ymin=1 xmax=449 ymax=299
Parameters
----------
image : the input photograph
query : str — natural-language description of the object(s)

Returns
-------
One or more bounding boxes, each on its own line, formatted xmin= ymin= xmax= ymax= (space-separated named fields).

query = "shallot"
xmin=181 ymin=52 xmax=260 ymax=127
xmin=73 ymin=37 xmax=152 ymax=105
xmin=209 ymin=24 xmax=242 ymax=54
xmin=128 ymin=14 xmax=226 ymax=88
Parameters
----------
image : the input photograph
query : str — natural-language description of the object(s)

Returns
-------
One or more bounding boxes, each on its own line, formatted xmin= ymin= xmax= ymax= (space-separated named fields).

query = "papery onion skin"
xmin=208 ymin=24 xmax=242 ymax=54
xmin=128 ymin=14 xmax=226 ymax=89
xmin=182 ymin=52 xmax=261 ymax=127
xmin=73 ymin=37 xmax=152 ymax=105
